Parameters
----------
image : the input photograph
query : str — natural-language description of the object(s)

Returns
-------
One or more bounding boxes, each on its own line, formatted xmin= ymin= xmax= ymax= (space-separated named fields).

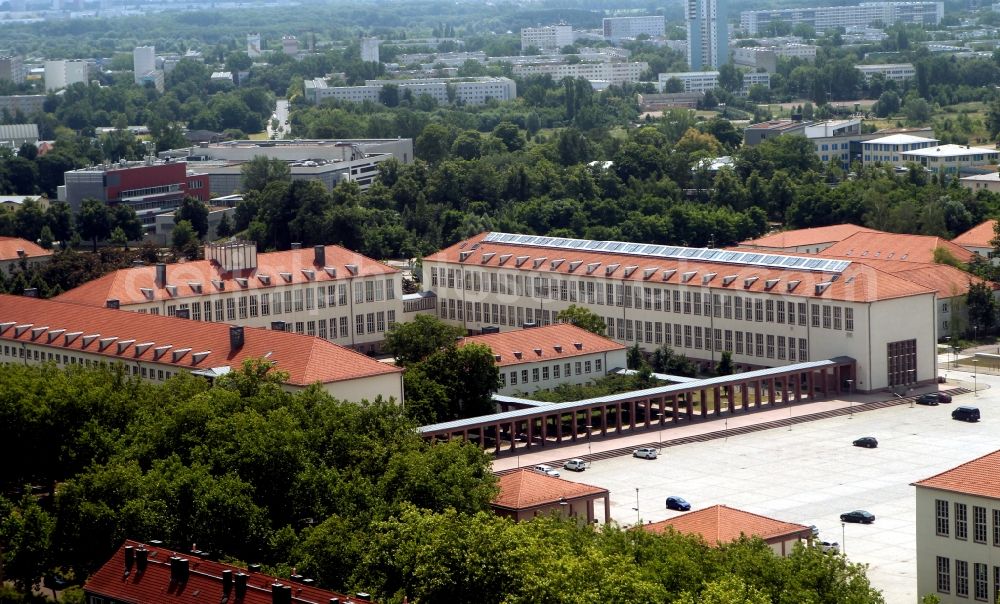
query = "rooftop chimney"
xmin=169 ymin=557 xmax=189 ymax=583
xmin=106 ymin=299 xmax=120 ymax=309
xmin=230 ymin=325 xmax=244 ymax=351
xmin=155 ymin=263 xmax=167 ymax=288
xmin=23 ymin=288 xmax=38 ymax=298
xmin=136 ymin=548 xmax=148 ymax=572
xmin=272 ymin=583 xmax=292 ymax=604
xmin=313 ymin=245 xmax=325 ymax=266
xmin=124 ymin=546 xmax=134 ymax=575
xmin=290 ymin=242 xmax=302 ymax=250
xmin=132 ymin=259 xmax=144 ymax=268
xmin=248 ymin=564 xmax=261 ymax=573
xmin=235 ymin=573 xmax=248 ymax=598
xmin=222 ymin=569 xmax=233 ymax=593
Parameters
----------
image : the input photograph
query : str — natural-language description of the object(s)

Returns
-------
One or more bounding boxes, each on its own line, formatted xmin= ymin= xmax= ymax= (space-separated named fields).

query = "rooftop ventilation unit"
xmin=532 ymin=257 xmax=546 ymax=269
xmin=47 ymin=329 xmax=65 ymax=343
xmin=106 ymin=299 xmax=120 ymax=309
xmin=550 ymin=259 xmax=564 ymax=269
xmin=623 ymin=265 xmax=637 ymax=277
xmin=140 ymin=287 xmax=154 ymax=300
xmin=643 ymin=267 xmax=656 ymax=279
xmin=786 ymin=280 xmax=800 ymax=292
xmin=681 ymin=271 xmax=696 ymax=283
xmin=515 ymin=255 xmax=529 ymax=267
xmin=324 ymin=267 xmax=337 ymax=278
xmin=30 ymin=326 xmax=47 ymax=340
xmin=459 ymin=251 xmax=472 ymax=262
xmin=722 ymin=275 xmax=737 ymax=286
xmin=815 ymin=282 xmax=832 ymax=295
xmin=702 ymin=272 xmax=717 ymax=284
xmin=81 ymin=333 xmax=100 ymax=347
xmin=134 ymin=342 xmax=153 ymax=356
xmin=554 ymin=344 xmax=562 ymax=352
xmin=498 ymin=254 xmax=511 ymax=265
xmin=662 ymin=269 xmax=676 ymax=281
xmin=573 ymin=342 xmax=583 ymax=350
xmin=301 ymin=269 xmax=315 ymax=280
xmin=117 ymin=339 xmax=135 ymax=353
xmin=279 ymin=272 xmax=292 ymax=283
xmin=165 ymin=285 xmax=178 ymax=297
xmin=764 ymin=278 xmax=779 ymax=290
xmin=230 ymin=325 xmax=245 ymax=350
xmin=191 ymin=351 xmax=210 ymax=364
xmin=345 ymin=264 xmax=358 ymax=275
xmin=188 ymin=282 xmax=203 ymax=293
xmin=605 ymin=264 xmax=620 ymax=276
xmin=63 ymin=331 xmax=82 ymax=345
xmin=568 ymin=260 xmax=582 ymax=272
xmin=13 ymin=323 xmax=32 ymax=337
xmin=211 ymin=279 xmax=225 ymax=290
xmin=513 ymin=351 xmax=522 ymax=359
xmin=743 ymin=276 xmax=758 ymax=289
xmin=534 ymin=348 xmax=542 ymax=356
xmin=586 ymin=262 xmax=600 ymax=274
xmin=98 ymin=336 xmax=117 ymax=351
xmin=481 ymin=252 xmax=495 ymax=263
xmin=153 ymin=345 xmax=172 ymax=360
xmin=235 ymin=278 xmax=248 ymax=288
xmin=313 ymin=245 xmax=325 ymax=266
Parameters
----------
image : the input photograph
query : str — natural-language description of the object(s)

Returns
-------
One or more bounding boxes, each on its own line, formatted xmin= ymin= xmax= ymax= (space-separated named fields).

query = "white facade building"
xmin=913 ymin=450 xmax=1000 ymax=604
xmin=361 ymin=37 xmax=380 ymax=63
xmin=733 ymin=44 xmax=817 ymax=72
xmin=658 ymin=70 xmax=770 ymax=96
xmin=520 ymin=25 xmax=574 ymax=52
xmin=857 ymin=63 xmax=916 ymax=82
xmin=512 ymin=61 xmax=648 ymax=85
xmin=862 ymin=134 xmax=939 ymax=164
xmin=247 ymin=33 xmax=262 ymax=57
xmin=740 ymin=2 xmax=944 ymax=35
xmin=686 ymin=0 xmax=728 ymax=70
xmin=423 ymin=232 xmax=939 ymax=392
xmin=602 ymin=16 xmax=665 ymax=42
xmin=901 ymin=144 xmax=1000 ymax=175
xmin=133 ymin=46 xmax=155 ymax=81
xmin=44 ymin=60 xmax=88 ymax=92
xmin=282 ymin=36 xmax=299 ymax=56
xmin=303 ymin=77 xmax=517 ymax=106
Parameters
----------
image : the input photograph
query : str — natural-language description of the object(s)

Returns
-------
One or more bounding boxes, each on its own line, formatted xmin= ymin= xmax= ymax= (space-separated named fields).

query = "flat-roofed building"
xmin=959 ymin=173 xmax=1000 ymax=194
xmin=603 ymin=16 xmax=665 ymax=42
xmin=0 ymin=55 xmax=25 ymax=84
xmin=861 ymin=134 xmax=939 ymax=165
xmin=741 ymin=2 xmax=943 ymax=35
xmin=0 ymin=294 xmax=403 ymax=402
xmin=0 ymin=123 xmax=38 ymax=149
xmin=520 ymin=25 xmax=574 ymax=52
xmin=743 ymin=119 xmax=809 ymax=146
xmin=643 ymin=505 xmax=813 ymax=556
xmin=459 ymin=323 xmax=627 ymax=395
xmin=55 ymin=240 xmax=404 ymax=354
xmin=733 ymin=44 xmax=818 ymax=72
xmin=658 ymin=70 xmax=769 ymax=97
xmin=901 ymin=144 xmax=1000 ymax=175
xmin=857 ymin=63 xmax=916 ymax=82
xmin=423 ymin=231 xmax=939 ymax=391
xmin=512 ymin=61 xmax=648 ymax=85
xmin=0 ymin=95 xmax=45 ymax=117
xmin=303 ymin=76 xmax=517 ymax=107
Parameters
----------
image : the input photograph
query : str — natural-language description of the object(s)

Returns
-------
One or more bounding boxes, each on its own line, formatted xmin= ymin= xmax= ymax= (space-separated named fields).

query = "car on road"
xmin=852 ymin=436 xmax=878 ymax=448
xmin=563 ymin=458 xmax=587 ymax=472
xmin=633 ymin=447 xmax=658 ymax=459
xmin=916 ymin=393 xmax=952 ymax=405
xmin=952 ymin=406 xmax=981 ymax=422
xmin=533 ymin=464 xmax=560 ymax=477
xmin=666 ymin=496 xmax=691 ymax=511
xmin=818 ymin=541 xmax=840 ymax=553
xmin=840 ymin=510 xmax=875 ymax=524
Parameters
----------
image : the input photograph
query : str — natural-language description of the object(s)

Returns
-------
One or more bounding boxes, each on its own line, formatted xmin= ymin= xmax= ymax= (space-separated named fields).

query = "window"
xmin=553 ymin=364 xmax=560 ymax=379
xmin=975 ymin=506 xmax=987 ymax=543
xmin=356 ymin=314 xmax=364 ymax=335
xmin=585 ymin=360 xmax=592 ymax=373
xmin=845 ymin=307 xmax=854 ymax=331
xmin=431 ymin=267 xmax=438 ymax=286
xmin=192 ymin=302 xmax=202 ymax=321
xmin=683 ymin=291 xmax=692 ymax=314
xmin=754 ymin=299 xmax=763 ymax=322
xmin=367 ymin=313 xmax=375 ymax=333
xmin=294 ymin=289 xmax=304 ymax=312
xmin=532 ymin=368 xmax=539 ymax=382
xmin=575 ymin=361 xmax=582 ymax=375
xmin=377 ymin=311 xmax=386 ymax=332
xmin=777 ymin=300 xmax=785 ymax=323
xmin=386 ymin=278 xmax=395 ymax=299
xmin=542 ymin=366 xmax=549 ymax=380
xmin=994 ymin=509 xmax=1000 ymax=546
xmin=249 ymin=295 xmax=258 ymax=317
xmin=811 ymin=304 xmax=821 ymax=327
xmin=684 ymin=325 xmax=692 ymax=348
xmin=766 ymin=334 xmax=775 ymax=358
xmin=833 ymin=306 xmax=842 ymax=330
xmin=306 ymin=320 xmax=315 ymax=336
xmin=755 ymin=333 xmax=764 ymax=357
xmin=339 ymin=284 xmax=347 ymax=306
xmin=522 ymin=369 xmax=528 ymax=384
xmin=777 ymin=336 xmax=786 ymax=360
xmin=938 ymin=556 xmax=950 ymax=594
xmin=735 ymin=331 xmax=744 ymax=354
xmin=734 ymin=295 xmax=743 ymax=320
xmin=239 ymin=296 xmax=248 ymax=319
xmin=957 ymin=560 xmax=968 ymax=597
xmin=798 ymin=303 xmax=807 ymax=326
xmin=214 ymin=299 xmax=224 ymax=321
xmin=284 ymin=291 xmax=293 ymax=313
xmin=887 ymin=339 xmax=917 ymax=387
xmin=510 ymin=371 xmax=517 ymax=385
xmin=975 ymin=563 xmax=988 ymax=601
xmin=822 ymin=305 xmax=832 ymax=329
xmin=339 ymin=317 xmax=348 ymax=338
xmin=595 ymin=359 xmax=602 ymax=372
xmin=957 ymin=503 xmax=968 ymax=540
xmin=937 ymin=500 xmax=950 ymax=536
xmin=305 ymin=287 xmax=315 ymax=310
xmin=799 ymin=338 xmax=808 ymax=361
xmin=317 ymin=287 xmax=326 ymax=309
xmin=766 ymin=300 xmax=774 ymax=322
xmin=724 ymin=296 xmax=732 ymax=318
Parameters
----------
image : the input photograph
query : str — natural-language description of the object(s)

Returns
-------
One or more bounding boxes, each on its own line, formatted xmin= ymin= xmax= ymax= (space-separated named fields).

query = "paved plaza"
xmin=494 ymin=361 xmax=1000 ymax=603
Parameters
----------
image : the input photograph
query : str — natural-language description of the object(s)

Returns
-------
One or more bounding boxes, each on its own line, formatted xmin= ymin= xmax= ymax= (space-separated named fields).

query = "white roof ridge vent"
xmin=702 ymin=272 xmax=717 ymax=284
xmin=643 ymin=267 xmax=657 ymax=279
xmin=681 ymin=271 xmax=696 ymax=283
xmin=515 ymin=255 xmax=529 ymax=267
xmin=568 ymin=260 xmax=582 ymax=272
xmin=140 ymin=287 xmax=154 ymax=300
xmin=63 ymin=331 xmax=82 ymax=345
xmin=279 ymin=272 xmax=293 ymax=282
xmin=257 ymin=274 xmax=271 ymax=285
xmin=30 ymin=326 xmax=48 ymax=340
xmin=98 ymin=336 xmax=118 ymax=351
xmin=188 ymin=281 xmax=203 ymax=293
xmin=586 ymin=262 xmax=601 ymax=275
xmin=743 ymin=276 xmax=758 ymax=288
xmin=662 ymin=269 xmax=676 ymax=281
xmin=532 ymin=257 xmax=547 ymax=269
xmin=764 ymin=278 xmax=779 ymax=290
xmin=116 ymin=339 xmax=135 ymax=353
xmin=573 ymin=341 xmax=583 ymax=349
xmin=481 ymin=252 xmax=495 ymax=263
xmin=191 ymin=350 xmax=210 ymax=364
xmin=152 ymin=344 xmax=173 ymax=360
xmin=47 ymin=328 xmax=66 ymax=342
xmin=550 ymin=259 xmax=564 ymax=270
xmin=498 ymin=254 xmax=512 ymax=265
xmin=722 ymin=275 xmax=738 ymax=286
xmin=172 ymin=347 xmax=192 ymax=362
xmin=235 ymin=277 xmax=249 ymax=288
xmin=324 ymin=267 xmax=337 ymax=278
xmin=165 ymin=284 xmax=178 ymax=296
xmin=345 ymin=264 xmax=358 ymax=275
xmin=134 ymin=341 xmax=154 ymax=356
xmin=301 ymin=268 xmax=315 ymax=280
xmin=605 ymin=263 xmax=620 ymax=276
xmin=13 ymin=323 xmax=32 ymax=337
xmin=81 ymin=333 xmax=100 ymax=347
xmin=815 ymin=282 xmax=832 ymax=295
xmin=0 ymin=321 xmax=15 ymax=335
xmin=513 ymin=350 xmax=523 ymax=358
xmin=623 ymin=265 xmax=637 ymax=277
xmin=554 ymin=344 xmax=563 ymax=352
xmin=459 ymin=251 xmax=472 ymax=262
xmin=211 ymin=279 xmax=225 ymax=290
xmin=786 ymin=280 xmax=800 ymax=292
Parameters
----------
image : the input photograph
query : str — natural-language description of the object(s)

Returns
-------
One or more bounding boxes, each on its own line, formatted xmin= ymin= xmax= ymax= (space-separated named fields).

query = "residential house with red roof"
xmin=84 ymin=539 xmax=370 ymax=604
xmin=643 ymin=504 xmax=812 ymax=556
xmin=459 ymin=324 xmax=627 ymax=395
xmin=912 ymin=449 xmax=1000 ymax=603
xmin=952 ymin=219 xmax=997 ymax=264
xmin=0 ymin=294 xmax=403 ymax=403
xmin=0 ymin=235 xmax=52 ymax=276
xmin=492 ymin=469 xmax=610 ymax=524
xmin=739 ymin=224 xmax=877 ymax=254
xmin=817 ymin=231 xmax=976 ymax=265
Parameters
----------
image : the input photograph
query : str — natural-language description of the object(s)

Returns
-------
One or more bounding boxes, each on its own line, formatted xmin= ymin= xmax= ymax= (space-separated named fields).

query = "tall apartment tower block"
xmin=361 ymin=37 xmax=380 ymax=63
xmin=687 ymin=0 xmax=729 ymax=70
xmin=247 ymin=33 xmax=262 ymax=57
xmin=133 ymin=46 xmax=155 ymax=79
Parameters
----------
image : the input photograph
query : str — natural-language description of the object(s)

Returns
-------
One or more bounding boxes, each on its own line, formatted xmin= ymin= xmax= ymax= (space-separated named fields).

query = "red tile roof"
xmin=822 ymin=257 xmax=993 ymax=298
xmin=912 ymin=449 xmax=1000 ymax=499
xmin=424 ymin=233 xmax=935 ymax=303
xmin=740 ymin=224 xmax=878 ymax=250
xmin=84 ymin=540 xmax=369 ymax=604
xmin=460 ymin=324 xmax=624 ymax=367
xmin=492 ymin=469 xmax=607 ymax=510
xmin=818 ymin=231 xmax=976 ymax=265
xmin=0 ymin=294 xmax=401 ymax=388
xmin=952 ymin=220 xmax=997 ymax=249
xmin=643 ymin=505 xmax=811 ymax=545
xmin=0 ymin=236 xmax=53 ymax=261
xmin=55 ymin=244 xmax=397 ymax=307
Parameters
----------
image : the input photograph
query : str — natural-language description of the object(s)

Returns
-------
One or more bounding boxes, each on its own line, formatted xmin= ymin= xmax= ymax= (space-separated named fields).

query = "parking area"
xmin=555 ymin=379 xmax=999 ymax=603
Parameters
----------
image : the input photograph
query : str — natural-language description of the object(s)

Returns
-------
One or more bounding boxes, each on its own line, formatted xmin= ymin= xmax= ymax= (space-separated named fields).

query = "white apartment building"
xmin=56 ymin=241 xmax=406 ymax=355
xmin=960 ymin=174 xmax=1000 ymax=194
xmin=520 ymin=25 xmax=574 ymax=52
xmin=913 ymin=450 xmax=1000 ymax=604
xmin=512 ymin=61 xmax=648 ymax=85
xmin=459 ymin=324 xmax=627 ymax=396
xmin=133 ymin=46 xmax=155 ymax=81
xmin=857 ymin=63 xmax=916 ymax=82
xmin=282 ymin=36 xmax=299 ymax=56
xmin=44 ymin=59 xmax=88 ymax=92
xmin=423 ymin=232 xmax=939 ymax=392
xmin=603 ymin=16 xmax=665 ymax=42
xmin=247 ymin=33 xmax=262 ymax=57
xmin=0 ymin=55 xmax=25 ymax=84
xmin=740 ymin=2 xmax=944 ymax=35
xmin=303 ymin=77 xmax=517 ymax=106
xmin=686 ymin=0 xmax=728 ymax=70
xmin=361 ymin=37 xmax=380 ymax=63
xmin=901 ymin=144 xmax=1000 ymax=175
xmin=862 ymin=134 xmax=939 ymax=164
xmin=805 ymin=118 xmax=864 ymax=169
xmin=733 ymin=44 xmax=817 ymax=73
xmin=0 ymin=294 xmax=404 ymax=403
xmin=658 ymin=70 xmax=770 ymax=97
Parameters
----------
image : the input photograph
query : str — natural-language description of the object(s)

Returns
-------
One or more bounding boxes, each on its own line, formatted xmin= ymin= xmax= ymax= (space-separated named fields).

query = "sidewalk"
xmin=492 ymin=380 xmax=969 ymax=473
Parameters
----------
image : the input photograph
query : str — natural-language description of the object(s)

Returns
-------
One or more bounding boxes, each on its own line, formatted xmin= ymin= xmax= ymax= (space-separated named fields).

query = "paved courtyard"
xmin=520 ymin=367 xmax=1000 ymax=603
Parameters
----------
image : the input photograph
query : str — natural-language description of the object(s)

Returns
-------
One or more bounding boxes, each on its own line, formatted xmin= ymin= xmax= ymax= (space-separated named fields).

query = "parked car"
xmin=808 ymin=525 xmax=820 ymax=538
xmin=818 ymin=541 xmax=840 ymax=554
xmin=840 ymin=510 xmax=875 ymax=524
xmin=852 ymin=436 xmax=878 ymax=448
xmin=952 ymin=406 xmax=981 ymax=422
xmin=916 ymin=393 xmax=952 ymax=405
xmin=533 ymin=464 xmax=560 ymax=477
xmin=563 ymin=458 xmax=587 ymax=472
xmin=633 ymin=447 xmax=658 ymax=459
xmin=666 ymin=496 xmax=691 ymax=511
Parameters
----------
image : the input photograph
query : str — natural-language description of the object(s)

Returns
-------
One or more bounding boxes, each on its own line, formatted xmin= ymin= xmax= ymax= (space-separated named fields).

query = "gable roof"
xmin=740 ymin=224 xmax=877 ymax=250
xmin=643 ymin=505 xmax=811 ymax=545
xmin=912 ymin=449 xmax=1000 ymax=499
xmin=55 ymin=244 xmax=397 ymax=307
xmin=84 ymin=539 xmax=368 ymax=604
xmin=821 ymin=256 xmax=993 ymax=298
xmin=492 ymin=469 xmax=607 ymax=510
xmin=0 ymin=236 xmax=53 ymax=262
xmin=460 ymin=324 xmax=624 ymax=367
xmin=818 ymin=231 xmax=976 ymax=265
xmin=424 ymin=232 xmax=935 ymax=304
xmin=0 ymin=294 xmax=400 ymax=388
xmin=0 ymin=123 xmax=39 ymax=141
xmin=952 ymin=220 xmax=996 ymax=249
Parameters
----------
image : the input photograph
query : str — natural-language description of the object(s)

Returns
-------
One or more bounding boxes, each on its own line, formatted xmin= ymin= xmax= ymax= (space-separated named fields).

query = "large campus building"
xmin=602 ymin=15 xmax=665 ymax=42
xmin=740 ymin=2 xmax=944 ymax=35
xmin=303 ymin=77 xmax=517 ymax=107
xmin=55 ymin=241 xmax=408 ymax=355
xmin=520 ymin=25 xmax=574 ymax=52
xmin=423 ymin=232 xmax=941 ymax=392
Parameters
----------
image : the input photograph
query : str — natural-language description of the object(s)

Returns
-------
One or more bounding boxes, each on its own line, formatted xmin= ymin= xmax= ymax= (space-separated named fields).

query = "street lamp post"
xmin=842 ymin=521 xmax=846 ymax=554
xmin=632 ymin=487 xmax=640 ymax=525
xmin=908 ymin=369 xmax=916 ymax=408
xmin=653 ymin=412 xmax=663 ymax=454
xmin=585 ymin=424 xmax=593 ymax=458
xmin=973 ymin=359 xmax=978 ymax=397
xmin=846 ymin=379 xmax=854 ymax=418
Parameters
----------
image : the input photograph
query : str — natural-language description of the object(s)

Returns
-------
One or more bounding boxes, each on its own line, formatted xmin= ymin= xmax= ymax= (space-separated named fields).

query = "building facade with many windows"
xmin=913 ymin=450 xmax=1000 ymax=604
xmin=422 ymin=232 xmax=939 ymax=391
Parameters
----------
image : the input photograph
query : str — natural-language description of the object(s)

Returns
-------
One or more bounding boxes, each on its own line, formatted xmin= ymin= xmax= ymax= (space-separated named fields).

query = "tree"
xmin=109 ymin=226 xmax=128 ymax=248
xmin=716 ymin=351 xmax=734 ymax=376
xmin=384 ymin=314 xmax=465 ymax=366
xmin=904 ymin=97 xmax=932 ymax=125
xmin=111 ymin=204 xmax=143 ymax=243
xmin=0 ymin=495 xmax=55 ymax=593
xmin=175 ymin=196 xmax=210 ymax=238
xmin=556 ymin=305 xmax=606 ymax=336
xmin=717 ymin=63 xmax=742 ymax=94
xmin=966 ymin=281 xmax=997 ymax=335
xmin=405 ymin=344 xmax=501 ymax=422
xmin=874 ymin=90 xmax=900 ymax=118
xmin=415 ymin=123 xmax=454 ymax=164
xmin=216 ymin=212 xmax=234 ymax=238
xmin=76 ymin=198 xmax=112 ymax=252
xmin=240 ymin=156 xmax=291 ymax=193
xmin=451 ymin=130 xmax=482 ymax=160
xmin=490 ymin=121 xmax=524 ymax=152
xmin=38 ymin=225 xmax=54 ymax=250
xmin=172 ymin=219 xmax=200 ymax=259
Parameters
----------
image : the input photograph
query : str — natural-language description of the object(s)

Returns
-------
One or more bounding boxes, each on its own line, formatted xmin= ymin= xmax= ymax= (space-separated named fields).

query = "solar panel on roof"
xmin=480 ymin=232 xmax=849 ymax=274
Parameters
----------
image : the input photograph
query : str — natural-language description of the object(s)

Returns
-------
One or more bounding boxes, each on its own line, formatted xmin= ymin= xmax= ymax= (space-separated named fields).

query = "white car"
xmin=633 ymin=447 xmax=658 ymax=459
xmin=818 ymin=541 xmax=840 ymax=554
xmin=534 ymin=464 xmax=560 ymax=477
xmin=563 ymin=458 xmax=587 ymax=472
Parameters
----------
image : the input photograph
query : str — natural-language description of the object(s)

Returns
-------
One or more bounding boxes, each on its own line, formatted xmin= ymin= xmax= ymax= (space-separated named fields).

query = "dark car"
xmin=840 ymin=510 xmax=875 ymax=524
xmin=852 ymin=436 xmax=878 ymax=448
xmin=916 ymin=393 xmax=952 ymax=405
xmin=666 ymin=496 xmax=691 ymax=511
xmin=952 ymin=406 xmax=981 ymax=422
